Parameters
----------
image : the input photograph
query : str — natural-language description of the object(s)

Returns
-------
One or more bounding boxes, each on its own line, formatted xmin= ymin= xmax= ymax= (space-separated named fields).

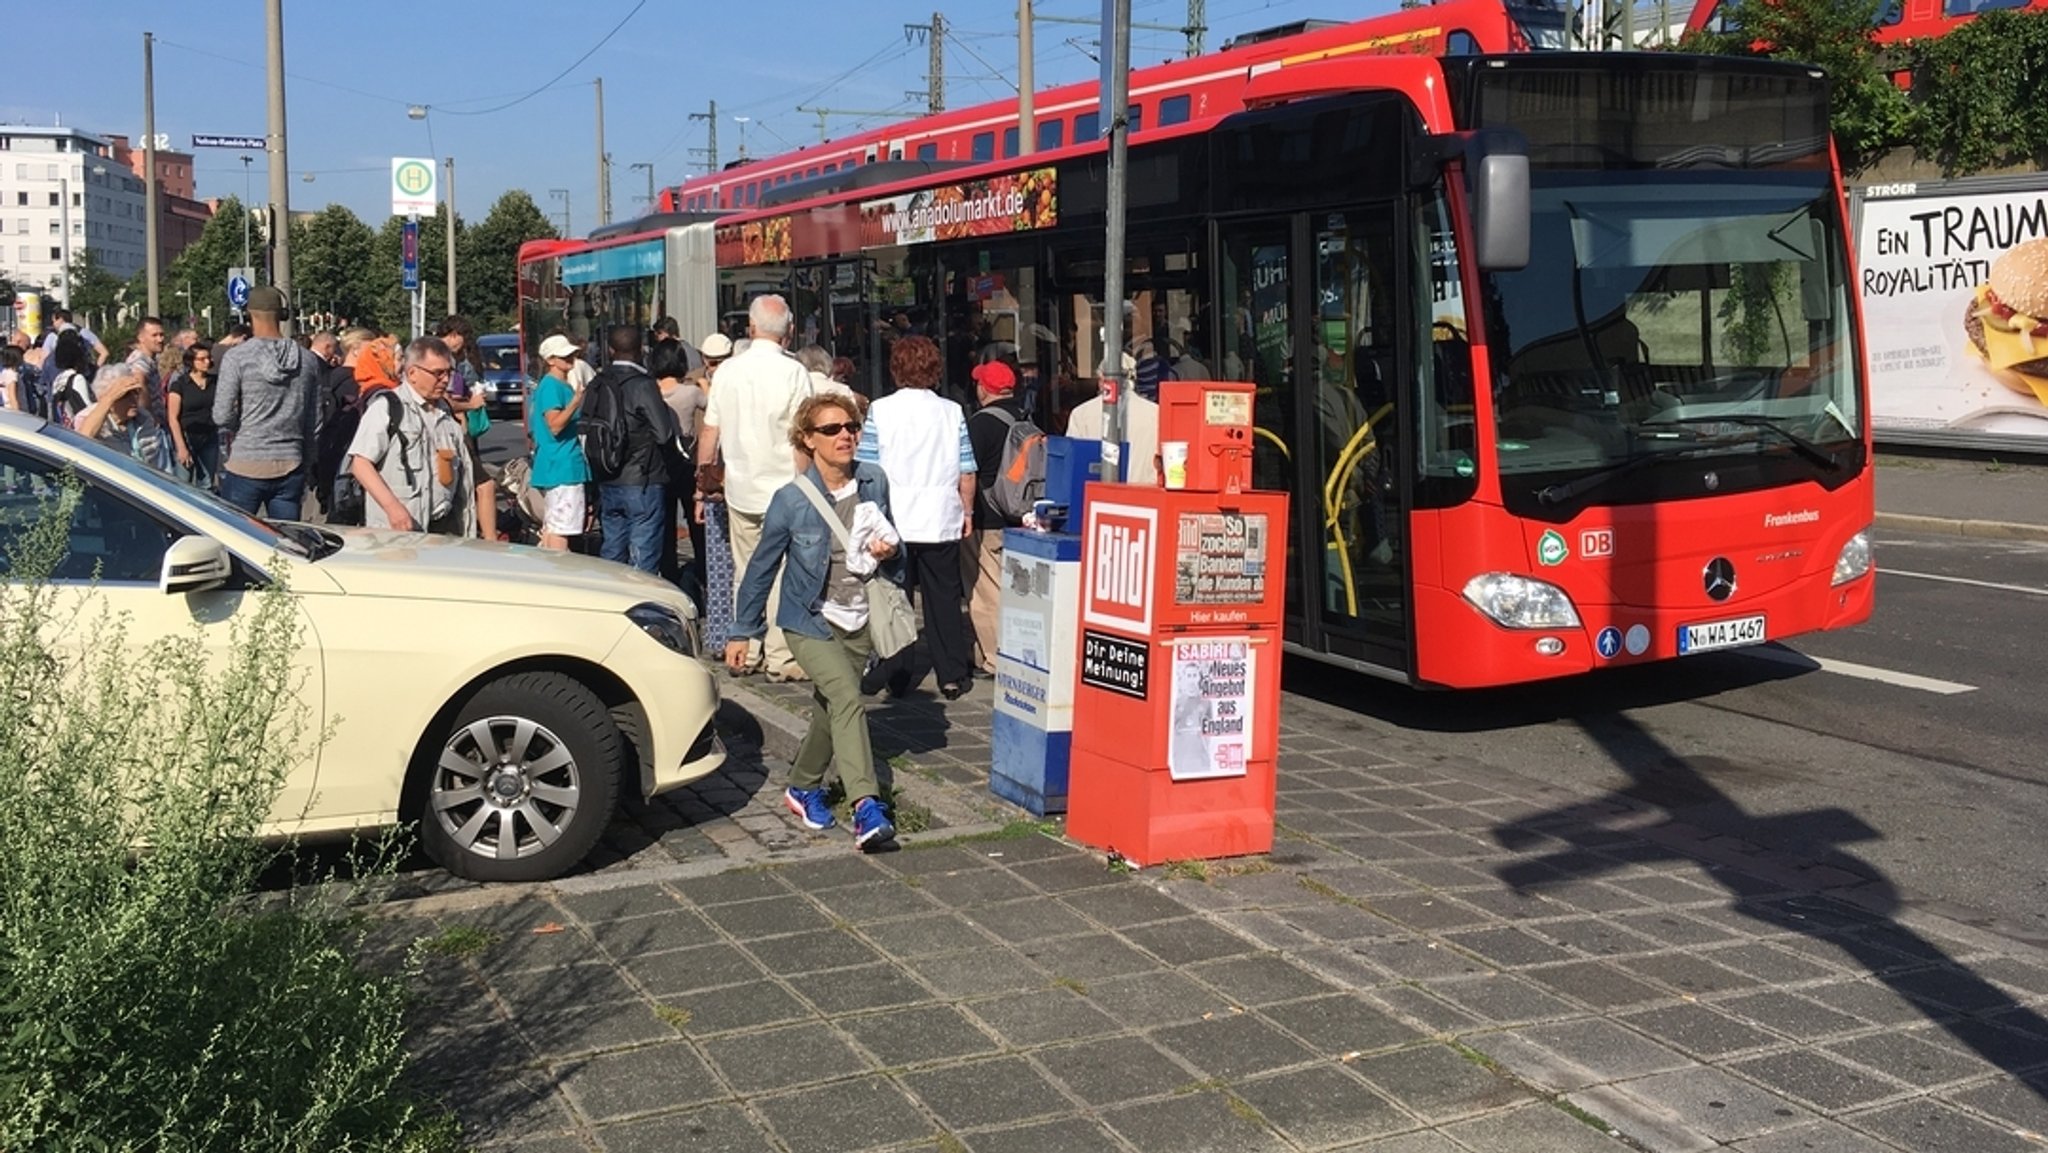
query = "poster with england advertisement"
xmin=1856 ymin=177 xmax=2048 ymax=445
xmin=1167 ymin=637 xmax=1255 ymax=782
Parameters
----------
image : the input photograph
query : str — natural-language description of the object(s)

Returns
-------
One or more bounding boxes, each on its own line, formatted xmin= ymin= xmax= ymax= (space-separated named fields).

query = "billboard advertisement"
xmin=1856 ymin=176 xmax=2048 ymax=446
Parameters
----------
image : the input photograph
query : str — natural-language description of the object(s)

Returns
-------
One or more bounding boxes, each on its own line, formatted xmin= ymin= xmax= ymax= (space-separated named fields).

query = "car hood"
xmin=309 ymin=529 xmax=690 ymax=611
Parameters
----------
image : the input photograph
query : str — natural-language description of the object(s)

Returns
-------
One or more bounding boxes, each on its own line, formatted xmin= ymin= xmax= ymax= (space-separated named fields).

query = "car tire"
xmin=419 ymin=671 xmax=622 ymax=883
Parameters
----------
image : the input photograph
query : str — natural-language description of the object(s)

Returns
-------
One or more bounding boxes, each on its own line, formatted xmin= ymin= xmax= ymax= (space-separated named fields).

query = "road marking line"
xmin=1742 ymin=646 xmax=1978 ymax=695
xmin=1879 ymin=567 xmax=2048 ymax=597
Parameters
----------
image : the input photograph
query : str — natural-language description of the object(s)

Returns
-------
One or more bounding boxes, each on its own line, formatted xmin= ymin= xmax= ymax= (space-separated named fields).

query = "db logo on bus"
xmin=1580 ymin=529 xmax=1614 ymax=559
xmin=1083 ymin=503 xmax=1157 ymax=634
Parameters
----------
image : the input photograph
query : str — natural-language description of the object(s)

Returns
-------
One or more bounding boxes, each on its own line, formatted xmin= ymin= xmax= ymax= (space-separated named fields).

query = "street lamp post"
xmin=240 ymin=154 xmax=254 ymax=276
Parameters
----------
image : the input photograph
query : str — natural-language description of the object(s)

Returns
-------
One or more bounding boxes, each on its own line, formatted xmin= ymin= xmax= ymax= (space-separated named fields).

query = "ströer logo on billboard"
xmin=1083 ymin=503 xmax=1157 ymax=635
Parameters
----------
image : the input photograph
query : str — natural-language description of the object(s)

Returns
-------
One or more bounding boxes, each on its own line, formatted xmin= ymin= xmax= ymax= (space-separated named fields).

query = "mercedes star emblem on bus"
xmin=1703 ymin=558 xmax=1738 ymax=602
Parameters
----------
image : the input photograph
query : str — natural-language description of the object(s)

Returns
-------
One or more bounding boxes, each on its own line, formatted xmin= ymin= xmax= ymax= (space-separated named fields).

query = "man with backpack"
xmin=344 ymin=337 xmax=471 ymax=534
xmin=584 ymin=325 xmax=678 ymax=575
xmin=965 ymin=359 xmax=1036 ymax=674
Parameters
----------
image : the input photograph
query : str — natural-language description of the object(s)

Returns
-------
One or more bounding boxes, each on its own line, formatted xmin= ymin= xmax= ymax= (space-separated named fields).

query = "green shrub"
xmin=0 ymin=486 xmax=457 ymax=1152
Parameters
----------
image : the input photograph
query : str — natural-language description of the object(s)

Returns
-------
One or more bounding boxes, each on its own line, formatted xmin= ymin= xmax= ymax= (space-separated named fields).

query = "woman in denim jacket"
xmin=728 ymin=394 xmax=907 ymax=850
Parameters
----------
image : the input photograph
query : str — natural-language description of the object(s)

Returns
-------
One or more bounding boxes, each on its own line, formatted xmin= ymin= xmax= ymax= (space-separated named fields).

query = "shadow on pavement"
xmin=1280 ymin=648 xmax=1810 ymax=734
xmin=1494 ymin=710 xmax=2048 ymax=1103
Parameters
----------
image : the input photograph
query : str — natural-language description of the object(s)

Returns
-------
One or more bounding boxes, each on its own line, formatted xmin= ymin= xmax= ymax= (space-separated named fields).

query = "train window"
xmin=917 ymin=142 xmax=938 ymax=161
xmin=1946 ymin=0 xmax=2028 ymax=14
xmin=1159 ymin=95 xmax=1191 ymax=126
xmin=1076 ymin=111 xmax=1100 ymax=140
xmin=972 ymin=132 xmax=995 ymax=161
xmin=1038 ymin=119 xmax=1065 ymax=151
xmin=823 ymin=163 xmax=837 ymax=175
xmin=806 ymin=167 xmax=819 ymax=178
xmin=1003 ymin=127 xmax=1019 ymax=157
xmin=775 ymin=174 xmax=788 ymax=186
xmin=1128 ymin=105 xmax=1144 ymax=134
xmin=747 ymin=184 xmax=758 ymax=205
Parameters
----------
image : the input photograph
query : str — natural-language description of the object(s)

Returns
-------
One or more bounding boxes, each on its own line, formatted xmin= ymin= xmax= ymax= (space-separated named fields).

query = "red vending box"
xmin=1066 ymin=483 xmax=1289 ymax=866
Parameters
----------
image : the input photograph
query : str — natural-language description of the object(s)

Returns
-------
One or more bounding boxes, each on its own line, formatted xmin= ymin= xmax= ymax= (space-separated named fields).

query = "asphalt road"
xmin=1287 ymin=527 xmax=2048 ymax=951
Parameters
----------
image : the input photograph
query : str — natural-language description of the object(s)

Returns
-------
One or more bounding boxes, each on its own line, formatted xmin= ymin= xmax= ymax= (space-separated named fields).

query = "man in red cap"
xmin=964 ymin=358 xmax=1033 ymax=674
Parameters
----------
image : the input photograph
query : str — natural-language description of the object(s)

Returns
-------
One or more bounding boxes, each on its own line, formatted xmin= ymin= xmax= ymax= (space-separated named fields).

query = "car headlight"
xmin=1832 ymin=530 xmax=1872 ymax=586
xmin=627 ymin=602 xmax=700 ymax=657
xmin=1461 ymin=573 xmax=1582 ymax=629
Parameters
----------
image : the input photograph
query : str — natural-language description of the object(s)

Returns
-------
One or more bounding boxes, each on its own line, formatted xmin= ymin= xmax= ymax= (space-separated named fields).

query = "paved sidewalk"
xmin=386 ymin=668 xmax=2048 ymax=1152
xmin=1875 ymin=452 xmax=2048 ymax=540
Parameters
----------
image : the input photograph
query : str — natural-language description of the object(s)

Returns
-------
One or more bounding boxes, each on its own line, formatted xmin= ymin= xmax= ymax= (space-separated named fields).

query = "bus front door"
xmin=1219 ymin=210 xmax=1411 ymax=675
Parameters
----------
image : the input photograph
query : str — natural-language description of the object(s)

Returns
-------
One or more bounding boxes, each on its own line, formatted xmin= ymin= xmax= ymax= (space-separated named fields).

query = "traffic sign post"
xmin=226 ymin=265 xmax=254 ymax=316
xmin=402 ymin=216 xmax=423 ymax=339
xmin=391 ymin=156 xmax=437 ymax=217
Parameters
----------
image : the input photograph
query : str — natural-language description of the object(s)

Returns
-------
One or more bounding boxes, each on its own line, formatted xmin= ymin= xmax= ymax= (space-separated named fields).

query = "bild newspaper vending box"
xmin=1067 ymin=380 xmax=1288 ymax=866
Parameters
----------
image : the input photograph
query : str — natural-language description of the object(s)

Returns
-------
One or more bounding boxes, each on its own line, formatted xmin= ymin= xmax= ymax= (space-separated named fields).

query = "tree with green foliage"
xmin=62 ymin=249 xmax=124 ymax=334
xmin=462 ymin=190 xmax=559 ymax=331
xmin=289 ymin=204 xmax=381 ymax=330
xmin=1680 ymin=0 xmax=1911 ymax=172
xmin=164 ymin=198 xmax=256 ymax=336
xmin=1908 ymin=9 xmax=2048 ymax=175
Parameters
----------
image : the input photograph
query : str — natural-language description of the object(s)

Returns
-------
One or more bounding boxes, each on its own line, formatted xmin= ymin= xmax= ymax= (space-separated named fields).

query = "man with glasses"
xmin=214 ymin=286 xmax=322 ymax=520
xmin=343 ymin=337 xmax=473 ymax=534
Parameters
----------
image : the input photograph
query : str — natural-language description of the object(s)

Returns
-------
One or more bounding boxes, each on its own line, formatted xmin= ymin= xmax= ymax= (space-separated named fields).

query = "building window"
xmin=45 ymin=164 xmax=57 ymax=180
xmin=49 ymin=247 xmax=61 ymax=261
xmin=14 ymin=164 xmax=25 ymax=180
xmin=13 ymin=192 xmax=23 ymax=206
xmin=14 ymin=218 xmax=25 ymax=234
xmin=48 ymin=220 xmax=59 ymax=234
xmin=15 ymin=245 xmax=27 ymax=264
xmin=47 ymin=191 xmax=57 ymax=206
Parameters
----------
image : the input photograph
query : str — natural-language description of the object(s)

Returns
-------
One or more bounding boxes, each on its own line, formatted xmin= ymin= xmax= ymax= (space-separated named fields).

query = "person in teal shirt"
xmin=529 ymin=335 xmax=593 ymax=550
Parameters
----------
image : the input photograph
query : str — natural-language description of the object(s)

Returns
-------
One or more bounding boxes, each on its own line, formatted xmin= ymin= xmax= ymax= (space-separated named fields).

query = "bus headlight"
xmin=1831 ymin=531 xmax=1872 ymax=586
xmin=1461 ymin=573 xmax=1582 ymax=630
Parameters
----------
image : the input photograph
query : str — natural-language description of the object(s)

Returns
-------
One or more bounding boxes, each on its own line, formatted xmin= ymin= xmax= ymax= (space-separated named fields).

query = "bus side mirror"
xmin=1415 ymin=130 xmax=1530 ymax=272
xmin=1470 ymin=151 xmax=1530 ymax=272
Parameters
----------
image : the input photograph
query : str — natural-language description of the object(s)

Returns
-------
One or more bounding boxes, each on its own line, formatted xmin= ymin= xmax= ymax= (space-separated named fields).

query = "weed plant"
xmin=0 ymin=486 xmax=457 ymax=1151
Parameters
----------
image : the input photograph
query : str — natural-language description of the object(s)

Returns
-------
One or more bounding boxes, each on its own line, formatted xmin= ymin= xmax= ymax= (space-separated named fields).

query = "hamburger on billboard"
xmin=1856 ymin=176 xmax=2048 ymax=445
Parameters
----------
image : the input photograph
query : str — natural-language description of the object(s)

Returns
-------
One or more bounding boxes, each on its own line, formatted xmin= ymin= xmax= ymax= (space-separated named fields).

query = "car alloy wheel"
xmin=432 ymin=714 xmax=584 ymax=863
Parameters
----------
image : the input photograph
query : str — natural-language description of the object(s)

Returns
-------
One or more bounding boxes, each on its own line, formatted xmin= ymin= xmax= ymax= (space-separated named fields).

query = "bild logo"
xmin=1084 ymin=503 xmax=1156 ymax=633
xmin=1537 ymin=530 xmax=1569 ymax=567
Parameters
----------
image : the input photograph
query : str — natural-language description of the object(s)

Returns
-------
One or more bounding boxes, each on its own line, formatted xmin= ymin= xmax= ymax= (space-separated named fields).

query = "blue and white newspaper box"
xmin=990 ymin=529 xmax=1081 ymax=815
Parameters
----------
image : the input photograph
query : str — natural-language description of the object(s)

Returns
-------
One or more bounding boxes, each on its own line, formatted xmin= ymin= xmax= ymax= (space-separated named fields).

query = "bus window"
xmin=917 ymin=142 xmax=939 ymax=161
xmin=1159 ymin=95 xmax=1191 ymax=126
xmin=972 ymin=132 xmax=995 ymax=161
xmin=1447 ymin=30 xmax=1481 ymax=53
xmin=1037 ymin=119 xmax=1065 ymax=151
xmin=1416 ymin=190 xmax=1478 ymax=506
xmin=1002 ymin=127 xmax=1019 ymax=158
xmin=1218 ymin=223 xmax=1300 ymax=612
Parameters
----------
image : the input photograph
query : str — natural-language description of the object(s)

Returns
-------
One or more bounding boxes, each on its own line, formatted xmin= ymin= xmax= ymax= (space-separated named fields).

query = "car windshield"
xmin=44 ymin=423 xmax=311 ymax=559
xmin=1485 ymin=171 xmax=1860 ymax=493
xmin=482 ymin=341 xmax=522 ymax=374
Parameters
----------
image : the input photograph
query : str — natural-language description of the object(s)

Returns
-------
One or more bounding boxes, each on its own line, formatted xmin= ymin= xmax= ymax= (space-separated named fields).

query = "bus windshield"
xmin=1486 ymin=171 xmax=1858 ymax=505
xmin=1457 ymin=61 xmax=1859 ymax=509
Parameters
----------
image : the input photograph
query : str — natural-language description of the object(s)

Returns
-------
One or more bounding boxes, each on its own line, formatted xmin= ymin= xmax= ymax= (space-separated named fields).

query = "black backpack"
xmin=325 ymin=390 xmax=408 ymax=527
xmin=580 ymin=372 xmax=631 ymax=482
xmin=312 ymin=369 xmax=363 ymax=504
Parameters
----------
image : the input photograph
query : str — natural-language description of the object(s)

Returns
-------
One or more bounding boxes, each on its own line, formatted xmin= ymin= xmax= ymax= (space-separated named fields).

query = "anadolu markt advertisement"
xmin=1855 ymin=176 xmax=2048 ymax=446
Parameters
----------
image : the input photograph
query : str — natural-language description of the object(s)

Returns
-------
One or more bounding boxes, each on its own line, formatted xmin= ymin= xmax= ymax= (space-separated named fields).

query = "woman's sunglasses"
xmin=808 ymin=420 xmax=861 ymax=437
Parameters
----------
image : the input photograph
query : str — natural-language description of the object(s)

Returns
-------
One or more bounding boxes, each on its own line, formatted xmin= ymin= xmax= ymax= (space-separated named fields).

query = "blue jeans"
xmin=600 ymin=483 xmax=665 ymax=574
xmin=219 ymin=464 xmax=306 ymax=521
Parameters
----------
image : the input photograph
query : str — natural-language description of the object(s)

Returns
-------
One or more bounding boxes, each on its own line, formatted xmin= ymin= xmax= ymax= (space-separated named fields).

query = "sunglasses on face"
xmin=808 ymin=420 xmax=861 ymax=438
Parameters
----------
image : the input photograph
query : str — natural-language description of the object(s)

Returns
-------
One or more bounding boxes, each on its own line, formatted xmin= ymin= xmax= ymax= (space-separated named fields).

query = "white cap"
xmin=537 ymin=334 xmax=581 ymax=361
xmin=699 ymin=332 xmax=735 ymax=360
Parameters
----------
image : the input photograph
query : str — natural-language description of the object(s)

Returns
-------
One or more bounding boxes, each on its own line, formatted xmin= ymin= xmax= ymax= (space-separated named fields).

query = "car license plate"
xmin=1678 ymin=614 xmax=1766 ymax=655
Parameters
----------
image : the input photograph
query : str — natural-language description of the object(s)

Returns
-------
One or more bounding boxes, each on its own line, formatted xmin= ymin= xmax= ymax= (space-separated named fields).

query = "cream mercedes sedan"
xmin=0 ymin=410 xmax=724 ymax=883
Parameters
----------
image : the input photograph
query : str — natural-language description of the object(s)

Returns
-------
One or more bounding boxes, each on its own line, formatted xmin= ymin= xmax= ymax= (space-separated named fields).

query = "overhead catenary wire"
xmin=432 ymin=0 xmax=648 ymax=115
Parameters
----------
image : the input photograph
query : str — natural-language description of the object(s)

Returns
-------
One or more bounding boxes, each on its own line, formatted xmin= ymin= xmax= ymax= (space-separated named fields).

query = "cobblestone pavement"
xmin=381 ymin=666 xmax=2048 ymax=1152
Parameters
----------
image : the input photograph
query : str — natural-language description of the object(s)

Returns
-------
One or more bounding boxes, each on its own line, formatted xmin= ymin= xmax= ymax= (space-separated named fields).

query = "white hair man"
xmin=695 ymin=294 xmax=817 ymax=681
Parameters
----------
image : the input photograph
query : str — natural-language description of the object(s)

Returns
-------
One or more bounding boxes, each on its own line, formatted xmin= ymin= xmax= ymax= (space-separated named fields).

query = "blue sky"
xmin=8 ymin=0 xmax=1362 ymax=232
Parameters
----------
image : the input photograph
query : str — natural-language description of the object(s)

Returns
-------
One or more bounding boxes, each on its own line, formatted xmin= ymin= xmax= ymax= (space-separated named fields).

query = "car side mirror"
xmin=161 ymin=534 xmax=231 ymax=595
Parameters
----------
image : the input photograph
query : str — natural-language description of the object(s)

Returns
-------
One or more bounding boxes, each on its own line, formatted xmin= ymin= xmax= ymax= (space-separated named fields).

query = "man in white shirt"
xmin=696 ymin=294 xmax=815 ymax=679
xmin=1065 ymin=382 xmax=1161 ymax=486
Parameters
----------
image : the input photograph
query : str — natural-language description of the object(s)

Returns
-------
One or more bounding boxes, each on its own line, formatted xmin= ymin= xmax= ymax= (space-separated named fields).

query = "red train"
xmin=657 ymin=0 xmax=1566 ymax=216
xmin=1684 ymin=0 xmax=2048 ymax=46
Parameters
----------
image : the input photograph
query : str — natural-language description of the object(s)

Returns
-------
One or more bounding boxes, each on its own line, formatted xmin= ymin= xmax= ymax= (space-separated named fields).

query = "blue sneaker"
xmin=853 ymin=797 xmax=896 ymax=851
xmin=784 ymin=786 xmax=835 ymax=831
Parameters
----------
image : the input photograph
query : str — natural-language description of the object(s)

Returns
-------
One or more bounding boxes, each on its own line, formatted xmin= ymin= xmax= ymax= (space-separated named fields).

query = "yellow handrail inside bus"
xmin=1321 ymin=401 xmax=1395 ymax=618
xmin=1253 ymin=426 xmax=1290 ymax=461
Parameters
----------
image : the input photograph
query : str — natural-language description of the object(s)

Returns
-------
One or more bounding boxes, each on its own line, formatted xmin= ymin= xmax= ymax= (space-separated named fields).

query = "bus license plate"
xmin=1678 ymin=614 xmax=1766 ymax=655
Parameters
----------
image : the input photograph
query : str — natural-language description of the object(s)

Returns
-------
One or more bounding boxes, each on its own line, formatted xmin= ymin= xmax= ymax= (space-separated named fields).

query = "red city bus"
xmin=688 ymin=52 xmax=1873 ymax=689
xmin=657 ymin=0 xmax=1567 ymax=216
